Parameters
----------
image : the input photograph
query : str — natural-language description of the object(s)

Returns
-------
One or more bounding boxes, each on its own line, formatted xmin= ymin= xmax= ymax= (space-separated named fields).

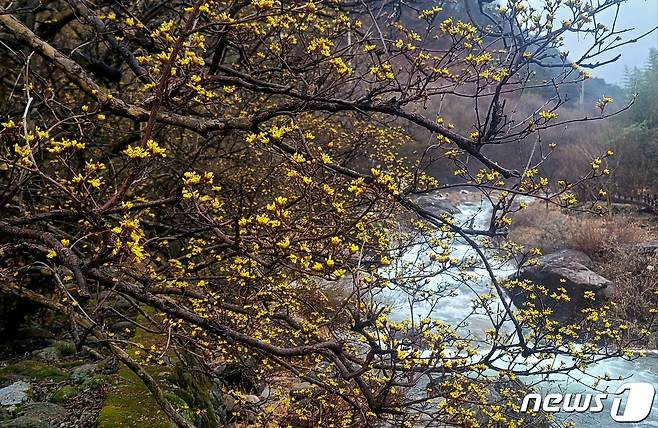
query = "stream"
xmin=383 ymin=198 xmax=658 ymax=427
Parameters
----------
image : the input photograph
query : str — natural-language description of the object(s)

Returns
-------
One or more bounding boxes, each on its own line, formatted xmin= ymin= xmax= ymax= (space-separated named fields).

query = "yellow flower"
xmin=1 ymin=119 xmax=16 ymax=129
xmin=123 ymin=145 xmax=149 ymax=159
xmin=46 ymin=249 xmax=57 ymax=259
xmin=277 ymin=237 xmax=290 ymax=249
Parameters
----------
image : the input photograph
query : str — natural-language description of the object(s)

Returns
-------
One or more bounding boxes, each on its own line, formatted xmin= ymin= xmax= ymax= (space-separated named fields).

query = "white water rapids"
xmin=382 ymin=198 xmax=658 ymax=427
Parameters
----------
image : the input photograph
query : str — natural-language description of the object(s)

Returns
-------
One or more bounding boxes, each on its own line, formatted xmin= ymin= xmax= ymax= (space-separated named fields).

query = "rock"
xmin=243 ymin=394 xmax=259 ymax=404
xmin=0 ymin=402 xmax=67 ymax=428
xmin=0 ymin=382 xmax=31 ymax=407
xmin=30 ymin=348 xmax=60 ymax=363
xmin=80 ymin=374 xmax=108 ymax=391
xmin=0 ymin=361 xmax=68 ymax=382
xmin=49 ymin=386 xmax=77 ymax=403
xmin=53 ymin=341 xmax=76 ymax=357
xmin=510 ymin=249 xmax=614 ymax=321
xmin=537 ymin=249 xmax=594 ymax=268
xmin=634 ymin=240 xmax=658 ymax=256
xmin=408 ymin=192 xmax=461 ymax=216
xmin=109 ymin=321 xmax=135 ymax=333
xmin=70 ymin=364 xmax=97 ymax=383
xmin=289 ymin=381 xmax=315 ymax=398
xmin=259 ymin=384 xmax=273 ymax=400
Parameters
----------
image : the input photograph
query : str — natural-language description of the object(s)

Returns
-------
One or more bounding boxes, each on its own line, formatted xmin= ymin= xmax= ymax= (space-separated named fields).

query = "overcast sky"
xmin=521 ymin=0 xmax=658 ymax=84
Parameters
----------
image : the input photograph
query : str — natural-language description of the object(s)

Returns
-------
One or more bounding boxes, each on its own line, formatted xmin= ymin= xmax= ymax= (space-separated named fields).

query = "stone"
xmin=109 ymin=321 xmax=135 ymax=333
xmin=536 ymin=249 xmax=594 ymax=268
xmin=0 ymin=402 xmax=67 ymax=428
xmin=30 ymin=347 xmax=60 ymax=363
xmin=0 ymin=361 xmax=68 ymax=382
xmin=408 ymin=192 xmax=461 ymax=216
xmin=49 ymin=386 xmax=78 ymax=403
xmin=0 ymin=382 xmax=31 ymax=407
xmin=259 ymin=384 xmax=273 ymax=400
xmin=635 ymin=240 xmax=658 ymax=256
xmin=243 ymin=394 xmax=259 ymax=404
xmin=510 ymin=249 xmax=614 ymax=321
xmin=70 ymin=364 xmax=97 ymax=383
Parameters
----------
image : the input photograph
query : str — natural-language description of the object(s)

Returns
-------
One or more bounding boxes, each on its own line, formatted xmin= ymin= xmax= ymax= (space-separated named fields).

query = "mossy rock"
xmin=0 ymin=361 xmax=68 ymax=382
xmin=55 ymin=359 xmax=87 ymax=369
xmin=80 ymin=374 xmax=109 ymax=391
xmin=49 ymin=386 xmax=78 ymax=403
xmin=53 ymin=341 xmax=76 ymax=357
xmin=98 ymin=366 xmax=175 ymax=428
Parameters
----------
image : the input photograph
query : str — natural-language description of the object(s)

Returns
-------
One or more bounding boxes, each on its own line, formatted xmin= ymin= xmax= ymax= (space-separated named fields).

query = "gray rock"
xmin=634 ymin=240 xmax=658 ymax=256
xmin=70 ymin=364 xmax=97 ymax=383
xmin=109 ymin=321 xmax=135 ymax=333
xmin=259 ymin=384 xmax=273 ymax=400
xmin=537 ymin=249 xmax=594 ymax=268
xmin=0 ymin=402 xmax=66 ymax=428
xmin=0 ymin=382 xmax=31 ymax=407
xmin=243 ymin=395 xmax=259 ymax=404
xmin=510 ymin=249 xmax=614 ymax=321
xmin=30 ymin=347 xmax=60 ymax=363
xmin=409 ymin=192 xmax=461 ymax=216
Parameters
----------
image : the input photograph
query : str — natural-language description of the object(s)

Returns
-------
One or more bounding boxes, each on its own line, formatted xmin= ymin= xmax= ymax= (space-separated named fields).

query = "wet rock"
xmin=0 ymin=382 xmax=31 ymax=407
xmin=510 ymin=249 xmax=614 ymax=321
xmin=0 ymin=402 xmax=67 ymax=428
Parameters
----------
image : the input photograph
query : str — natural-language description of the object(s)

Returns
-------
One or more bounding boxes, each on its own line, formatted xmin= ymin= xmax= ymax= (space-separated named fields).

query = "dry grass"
xmin=509 ymin=203 xmax=651 ymax=259
xmin=510 ymin=202 xmax=658 ymax=347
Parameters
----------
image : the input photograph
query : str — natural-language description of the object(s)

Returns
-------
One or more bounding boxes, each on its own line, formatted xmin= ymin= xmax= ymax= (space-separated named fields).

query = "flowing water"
xmin=383 ymin=198 xmax=658 ymax=427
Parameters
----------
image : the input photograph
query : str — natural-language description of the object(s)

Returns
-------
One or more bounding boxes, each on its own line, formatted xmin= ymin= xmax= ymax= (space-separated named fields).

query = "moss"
xmin=0 ymin=360 xmax=69 ymax=381
xmin=50 ymin=386 xmax=78 ymax=403
xmin=54 ymin=341 xmax=77 ymax=357
xmin=81 ymin=374 xmax=109 ymax=391
xmin=98 ymin=365 xmax=175 ymax=428
xmin=55 ymin=359 xmax=86 ymax=369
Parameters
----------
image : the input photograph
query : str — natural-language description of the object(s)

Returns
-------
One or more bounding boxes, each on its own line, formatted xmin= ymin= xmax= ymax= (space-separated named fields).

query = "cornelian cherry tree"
xmin=0 ymin=0 xmax=652 ymax=426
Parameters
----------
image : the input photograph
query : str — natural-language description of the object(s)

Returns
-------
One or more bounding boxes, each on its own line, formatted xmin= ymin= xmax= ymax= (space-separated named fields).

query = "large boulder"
xmin=408 ymin=192 xmax=461 ymax=216
xmin=509 ymin=249 xmax=614 ymax=321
